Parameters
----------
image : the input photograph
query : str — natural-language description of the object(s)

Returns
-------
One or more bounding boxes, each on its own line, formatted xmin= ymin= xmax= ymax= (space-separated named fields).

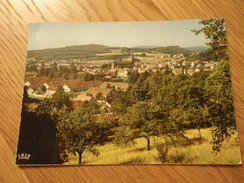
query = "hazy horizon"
xmin=28 ymin=20 xmax=207 ymax=51
xmin=28 ymin=43 xmax=209 ymax=51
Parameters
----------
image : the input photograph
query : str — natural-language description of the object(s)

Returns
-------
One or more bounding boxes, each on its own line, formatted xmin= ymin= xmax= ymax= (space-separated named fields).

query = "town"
xmin=25 ymin=48 xmax=217 ymax=109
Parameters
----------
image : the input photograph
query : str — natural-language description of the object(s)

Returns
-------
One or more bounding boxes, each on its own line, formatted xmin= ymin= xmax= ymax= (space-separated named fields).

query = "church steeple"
xmin=131 ymin=51 xmax=134 ymax=63
xmin=111 ymin=61 xmax=115 ymax=70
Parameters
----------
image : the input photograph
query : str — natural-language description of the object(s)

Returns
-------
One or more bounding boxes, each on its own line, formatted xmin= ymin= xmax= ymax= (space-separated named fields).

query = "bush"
xmin=168 ymin=150 xmax=186 ymax=163
xmin=155 ymin=141 xmax=192 ymax=164
xmin=155 ymin=143 xmax=169 ymax=163
xmin=121 ymin=157 xmax=144 ymax=164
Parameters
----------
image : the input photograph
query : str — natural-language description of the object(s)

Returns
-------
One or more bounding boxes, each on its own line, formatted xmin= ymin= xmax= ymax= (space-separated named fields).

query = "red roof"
xmin=93 ymin=113 xmax=116 ymax=121
xmin=64 ymin=80 xmax=102 ymax=90
xmin=25 ymin=77 xmax=102 ymax=90
xmin=173 ymin=68 xmax=183 ymax=75
xmin=72 ymin=100 xmax=84 ymax=108
xmin=85 ymin=88 xmax=112 ymax=97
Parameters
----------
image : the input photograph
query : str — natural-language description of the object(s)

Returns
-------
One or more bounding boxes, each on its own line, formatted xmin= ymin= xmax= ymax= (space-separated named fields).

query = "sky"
xmin=28 ymin=20 xmax=207 ymax=50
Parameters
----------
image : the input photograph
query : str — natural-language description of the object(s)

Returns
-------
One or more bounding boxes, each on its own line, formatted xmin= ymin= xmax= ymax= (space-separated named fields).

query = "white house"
xmin=63 ymin=85 xmax=71 ymax=93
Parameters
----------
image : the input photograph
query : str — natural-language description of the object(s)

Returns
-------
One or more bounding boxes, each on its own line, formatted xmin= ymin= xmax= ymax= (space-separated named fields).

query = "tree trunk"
xmin=146 ymin=136 xmax=151 ymax=151
xmin=198 ymin=128 xmax=202 ymax=144
xmin=78 ymin=151 xmax=83 ymax=165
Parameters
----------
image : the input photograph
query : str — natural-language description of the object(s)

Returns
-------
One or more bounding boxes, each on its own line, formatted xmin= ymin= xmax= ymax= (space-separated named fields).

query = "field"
xmin=135 ymin=56 xmax=168 ymax=63
xmin=65 ymin=128 xmax=241 ymax=165
xmin=79 ymin=59 xmax=114 ymax=64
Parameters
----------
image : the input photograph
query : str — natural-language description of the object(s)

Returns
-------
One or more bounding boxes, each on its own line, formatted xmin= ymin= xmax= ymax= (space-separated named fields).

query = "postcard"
xmin=16 ymin=19 xmax=241 ymax=165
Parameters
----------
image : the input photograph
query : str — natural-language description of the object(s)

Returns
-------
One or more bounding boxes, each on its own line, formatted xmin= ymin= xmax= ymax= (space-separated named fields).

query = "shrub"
xmin=155 ymin=143 xmax=169 ymax=163
xmin=168 ymin=150 xmax=186 ymax=163
xmin=121 ymin=157 xmax=144 ymax=164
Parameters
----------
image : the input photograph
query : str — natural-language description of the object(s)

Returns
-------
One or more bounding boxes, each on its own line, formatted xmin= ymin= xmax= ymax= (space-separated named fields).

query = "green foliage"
xmin=56 ymin=107 xmax=112 ymax=164
xmin=17 ymin=109 xmax=62 ymax=164
xmin=113 ymin=126 xmax=136 ymax=147
xmin=184 ymin=50 xmax=217 ymax=61
xmin=133 ymin=46 xmax=190 ymax=54
xmin=79 ymin=99 xmax=101 ymax=114
xmin=26 ymin=64 xmax=37 ymax=72
xmin=35 ymin=85 xmax=46 ymax=94
xmin=128 ymin=72 xmax=140 ymax=84
xmin=36 ymin=86 xmax=72 ymax=122
xmin=101 ymin=63 xmax=111 ymax=70
xmin=115 ymin=101 xmax=164 ymax=150
xmin=155 ymin=143 xmax=169 ymax=163
xmin=51 ymin=86 xmax=72 ymax=108
xmin=205 ymin=60 xmax=236 ymax=152
xmin=95 ymin=92 xmax=103 ymax=100
xmin=192 ymin=19 xmax=236 ymax=152
xmin=28 ymin=44 xmax=192 ymax=62
xmin=69 ymin=63 xmax=77 ymax=73
xmin=28 ymin=44 xmax=117 ymax=61
xmin=127 ymin=72 xmax=151 ymax=102
xmin=83 ymin=73 xmax=94 ymax=81
xmin=193 ymin=18 xmax=228 ymax=61
xmin=107 ymin=90 xmax=131 ymax=115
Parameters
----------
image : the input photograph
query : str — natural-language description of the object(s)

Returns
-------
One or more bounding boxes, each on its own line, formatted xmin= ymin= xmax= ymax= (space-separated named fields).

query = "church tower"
xmin=131 ymin=51 xmax=134 ymax=63
xmin=111 ymin=62 xmax=115 ymax=70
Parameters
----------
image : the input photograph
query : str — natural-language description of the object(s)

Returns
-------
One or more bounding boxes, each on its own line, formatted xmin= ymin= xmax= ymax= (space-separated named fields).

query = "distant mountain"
xmin=27 ymin=44 xmax=194 ymax=62
xmin=133 ymin=46 xmax=190 ymax=54
xmin=184 ymin=46 xmax=209 ymax=52
xmin=27 ymin=44 xmax=119 ymax=61
xmin=132 ymin=46 xmax=159 ymax=49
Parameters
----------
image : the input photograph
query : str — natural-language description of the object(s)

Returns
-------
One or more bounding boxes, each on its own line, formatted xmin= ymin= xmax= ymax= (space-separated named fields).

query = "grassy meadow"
xmin=65 ymin=128 xmax=241 ymax=165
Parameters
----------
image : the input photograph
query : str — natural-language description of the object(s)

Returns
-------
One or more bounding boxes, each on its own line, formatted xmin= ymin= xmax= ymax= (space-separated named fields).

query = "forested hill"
xmin=27 ymin=44 xmax=119 ymax=61
xmin=27 ymin=44 xmax=192 ymax=61
xmin=184 ymin=46 xmax=209 ymax=52
xmin=132 ymin=46 xmax=190 ymax=54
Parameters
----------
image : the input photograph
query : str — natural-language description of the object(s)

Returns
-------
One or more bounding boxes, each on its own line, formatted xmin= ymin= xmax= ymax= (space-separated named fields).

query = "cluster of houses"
xmin=132 ymin=53 xmax=217 ymax=75
xmin=24 ymin=77 xmax=129 ymax=108
xmin=27 ymin=52 xmax=218 ymax=81
xmin=24 ymin=52 xmax=219 ymax=112
xmin=162 ymin=54 xmax=217 ymax=75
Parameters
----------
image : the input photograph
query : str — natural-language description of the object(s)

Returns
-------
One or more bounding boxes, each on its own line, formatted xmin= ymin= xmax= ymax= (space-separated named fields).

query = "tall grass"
xmin=65 ymin=128 xmax=241 ymax=165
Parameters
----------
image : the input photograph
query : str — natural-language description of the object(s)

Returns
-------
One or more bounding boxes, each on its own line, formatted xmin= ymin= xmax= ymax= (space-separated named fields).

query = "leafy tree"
xmin=52 ymin=86 xmax=72 ymax=108
xmin=206 ymin=60 xmax=236 ymax=151
xmin=35 ymin=85 xmax=46 ymax=94
xmin=193 ymin=18 xmax=236 ymax=152
xmin=51 ymin=62 xmax=58 ymax=72
xmin=127 ymin=72 xmax=151 ymax=102
xmin=70 ymin=63 xmax=77 ymax=73
xmin=17 ymin=86 xmax=62 ymax=164
xmin=37 ymin=86 xmax=72 ymax=116
xmin=56 ymin=108 xmax=111 ymax=164
xmin=167 ymin=108 xmax=191 ymax=145
xmin=96 ymin=92 xmax=103 ymax=100
xmin=113 ymin=125 xmax=136 ymax=147
xmin=83 ymin=73 xmax=94 ymax=81
xmin=101 ymin=63 xmax=111 ymax=70
xmin=35 ymin=87 xmax=80 ymax=163
xmin=26 ymin=65 xmax=37 ymax=72
xmin=17 ymin=108 xmax=62 ymax=164
xmin=192 ymin=18 xmax=228 ymax=61
xmin=148 ymin=73 xmax=189 ymax=117
xmin=108 ymin=90 xmax=131 ymax=115
xmin=128 ymin=72 xmax=140 ymax=84
xmin=115 ymin=101 xmax=164 ymax=150
xmin=186 ymin=87 xmax=209 ymax=141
